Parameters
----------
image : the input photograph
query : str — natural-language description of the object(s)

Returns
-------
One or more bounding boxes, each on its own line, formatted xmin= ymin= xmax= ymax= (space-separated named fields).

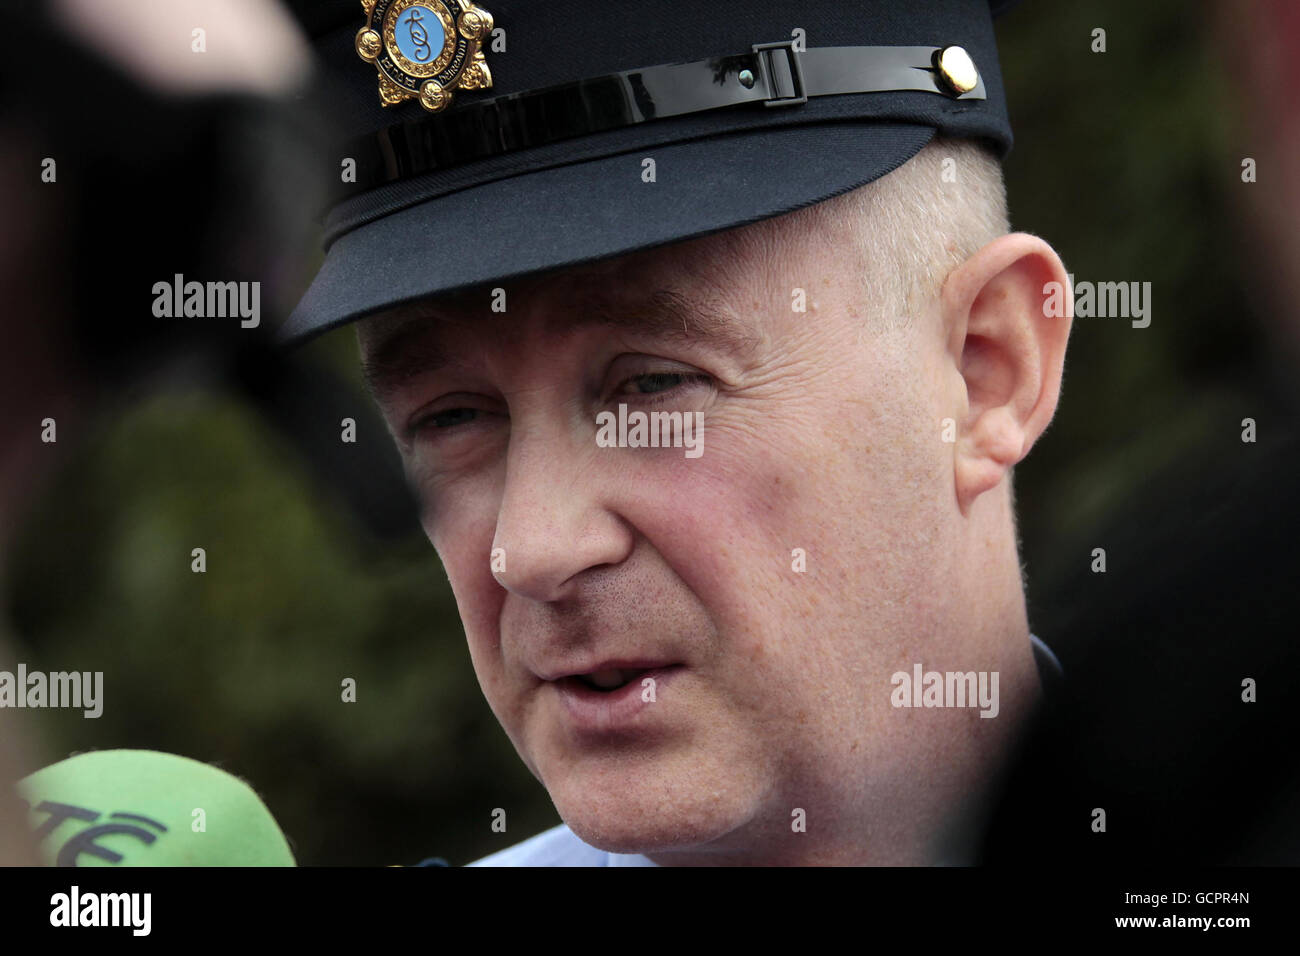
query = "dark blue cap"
xmin=282 ymin=0 xmax=1018 ymax=343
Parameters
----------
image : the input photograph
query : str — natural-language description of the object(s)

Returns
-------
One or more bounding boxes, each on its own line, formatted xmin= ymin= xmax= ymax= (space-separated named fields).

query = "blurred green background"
xmin=3 ymin=0 xmax=1290 ymax=864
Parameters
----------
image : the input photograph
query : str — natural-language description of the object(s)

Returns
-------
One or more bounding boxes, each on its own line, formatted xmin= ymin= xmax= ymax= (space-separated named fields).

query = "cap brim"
xmin=280 ymin=120 xmax=935 ymax=344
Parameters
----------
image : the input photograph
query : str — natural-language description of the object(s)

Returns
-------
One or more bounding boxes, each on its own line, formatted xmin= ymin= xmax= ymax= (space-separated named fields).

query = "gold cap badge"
xmin=355 ymin=0 xmax=494 ymax=112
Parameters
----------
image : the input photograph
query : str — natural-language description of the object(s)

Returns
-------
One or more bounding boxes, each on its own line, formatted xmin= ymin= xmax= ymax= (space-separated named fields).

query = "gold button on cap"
xmin=935 ymin=45 xmax=978 ymax=95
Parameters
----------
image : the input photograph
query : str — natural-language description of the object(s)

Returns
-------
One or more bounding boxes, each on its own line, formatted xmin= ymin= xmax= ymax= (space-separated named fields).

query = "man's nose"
xmin=490 ymin=424 xmax=634 ymax=603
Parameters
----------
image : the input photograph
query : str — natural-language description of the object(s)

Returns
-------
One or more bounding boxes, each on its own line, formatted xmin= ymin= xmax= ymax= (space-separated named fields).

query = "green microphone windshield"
xmin=17 ymin=749 xmax=295 ymax=866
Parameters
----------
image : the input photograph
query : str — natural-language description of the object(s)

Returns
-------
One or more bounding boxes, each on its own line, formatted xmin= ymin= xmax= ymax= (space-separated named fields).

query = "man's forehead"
xmin=356 ymin=223 xmax=782 ymax=359
xmin=355 ymin=235 xmax=779 ymax=399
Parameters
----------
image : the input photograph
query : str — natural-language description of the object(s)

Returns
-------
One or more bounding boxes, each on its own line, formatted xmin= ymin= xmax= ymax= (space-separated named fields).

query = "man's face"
xmin=359 ymin=205 xmax=1021 ymax=863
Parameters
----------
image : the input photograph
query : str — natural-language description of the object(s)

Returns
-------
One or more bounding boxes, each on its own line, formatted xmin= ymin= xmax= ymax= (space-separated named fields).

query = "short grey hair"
xmin=786 ymin=136 xmax=1009 ymax=324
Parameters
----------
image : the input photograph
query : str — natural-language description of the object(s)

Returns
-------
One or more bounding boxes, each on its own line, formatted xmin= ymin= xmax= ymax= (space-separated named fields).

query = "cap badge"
xmin=355 ymin=0 xmax=494 ymax=112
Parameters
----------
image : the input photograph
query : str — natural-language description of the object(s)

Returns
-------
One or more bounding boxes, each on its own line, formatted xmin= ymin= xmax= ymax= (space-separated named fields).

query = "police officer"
xmin=285 ymin=0 xmax=1072 ymax=866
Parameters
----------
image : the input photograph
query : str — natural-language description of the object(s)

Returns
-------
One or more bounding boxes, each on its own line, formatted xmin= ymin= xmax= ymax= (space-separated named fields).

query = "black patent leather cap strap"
xmin=348 ymin=43 xmax=985 ymax=191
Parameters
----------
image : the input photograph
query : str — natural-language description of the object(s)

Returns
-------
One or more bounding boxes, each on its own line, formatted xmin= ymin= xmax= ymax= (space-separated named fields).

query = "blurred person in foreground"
xmin=0 ymin=0 xmax=318 ymax=865
xmin=981 ymin=0 xmax=1300 ymax=866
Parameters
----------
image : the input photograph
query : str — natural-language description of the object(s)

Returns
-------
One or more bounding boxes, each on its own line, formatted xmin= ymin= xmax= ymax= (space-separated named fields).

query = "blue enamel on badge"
xmin=355 ymin=0 xmax=494 ymax=112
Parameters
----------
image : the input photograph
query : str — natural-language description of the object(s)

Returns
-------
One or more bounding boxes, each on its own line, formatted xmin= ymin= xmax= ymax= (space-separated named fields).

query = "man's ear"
xmin=940 ymin=232 xmax=1072 ymax=517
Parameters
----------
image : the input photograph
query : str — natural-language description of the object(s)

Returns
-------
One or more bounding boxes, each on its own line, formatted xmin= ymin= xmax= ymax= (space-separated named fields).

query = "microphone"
xmin=16 ymin=749 xmax=295 ymax=866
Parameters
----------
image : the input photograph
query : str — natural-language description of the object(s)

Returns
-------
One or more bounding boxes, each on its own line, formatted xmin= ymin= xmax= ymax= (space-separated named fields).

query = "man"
xmin=285 ymin=0 xmax=1070 ymax=865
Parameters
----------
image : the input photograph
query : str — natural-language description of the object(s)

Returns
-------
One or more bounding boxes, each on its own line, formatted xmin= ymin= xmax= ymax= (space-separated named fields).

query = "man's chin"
xmin=558 ymin=802 xmax=737 ymax=857
xmin=540 ymin=757 xmax=759 ymax=856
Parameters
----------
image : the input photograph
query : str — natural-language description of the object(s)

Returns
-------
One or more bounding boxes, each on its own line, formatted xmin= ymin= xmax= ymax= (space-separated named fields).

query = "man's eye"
xmin=409 ymin=406 xmax=481 ymax=436
xmin=619 ymin=371 xmax=710 ymax=397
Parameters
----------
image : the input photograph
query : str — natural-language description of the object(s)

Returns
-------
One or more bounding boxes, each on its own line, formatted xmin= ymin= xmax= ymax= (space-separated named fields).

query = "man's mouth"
xmin=573 ymin=668 xmax=648 ymax=692
xmin=566 ymin=671 xmax=665 ymax=691
xmin=544 ymin=662 xmax=685 ymax=731
xmin=545 ymin=661 xmax=682 ymax=692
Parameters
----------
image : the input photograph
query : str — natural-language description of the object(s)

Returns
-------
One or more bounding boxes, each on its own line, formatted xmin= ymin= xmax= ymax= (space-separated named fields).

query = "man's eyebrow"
xmin=556 ymin=287 xmax=764 ymax=359
xmin=360 ymin=287 xmax=763 ymax=397
xmin=360 ymin=311 xmax=457 ymax=399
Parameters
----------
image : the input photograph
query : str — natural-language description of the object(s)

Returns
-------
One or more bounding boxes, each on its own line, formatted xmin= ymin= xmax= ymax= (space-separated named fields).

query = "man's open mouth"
xmin=571 ymin=668 xmax=650 ymax=692
xmin=551 ymin=662 xmax=681 ymax=694
xmin=548 ymin=663 xmax=685 ymax=727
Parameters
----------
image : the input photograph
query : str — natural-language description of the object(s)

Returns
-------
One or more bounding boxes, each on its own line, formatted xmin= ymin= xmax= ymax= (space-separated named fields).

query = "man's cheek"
xmin=430 ymin=541 xmax=511 ymax=719
xmin=429 ymin=478 xmax=503 ymax=585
